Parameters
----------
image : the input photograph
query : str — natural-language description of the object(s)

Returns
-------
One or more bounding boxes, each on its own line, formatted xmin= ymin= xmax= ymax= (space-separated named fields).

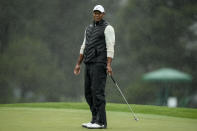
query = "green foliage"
xmin=0 ymin=37 xmax=69 ymax=102
xmin=114 ymin=0 xmax=197 ymax=107
xmin=0 ymin=0 xmax=196 ymax=107
xmin=127 ymin=81 xmax=159 ymax=105
xmin=0 ymin=0 xmax=120 ymax=103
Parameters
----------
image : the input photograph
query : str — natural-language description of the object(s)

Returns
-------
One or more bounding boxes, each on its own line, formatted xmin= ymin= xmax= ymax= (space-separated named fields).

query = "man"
xmin=74 ymin=5 xmax=115 ymax=129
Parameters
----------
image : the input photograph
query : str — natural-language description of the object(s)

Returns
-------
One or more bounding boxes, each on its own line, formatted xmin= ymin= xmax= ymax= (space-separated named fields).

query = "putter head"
xmin=134 ymin=117 xmax=139 ymax=121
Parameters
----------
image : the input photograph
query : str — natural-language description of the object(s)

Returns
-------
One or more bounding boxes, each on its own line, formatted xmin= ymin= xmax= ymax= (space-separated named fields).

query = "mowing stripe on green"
xmin=0 ymin=107 xmax=197 ymax=131
xmin=0 ymin=102 xmax=196 ymax=119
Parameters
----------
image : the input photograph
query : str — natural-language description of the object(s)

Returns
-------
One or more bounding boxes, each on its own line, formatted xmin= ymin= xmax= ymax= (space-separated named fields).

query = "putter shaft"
xmin=110 ymin=76 xmax=139 ymax=121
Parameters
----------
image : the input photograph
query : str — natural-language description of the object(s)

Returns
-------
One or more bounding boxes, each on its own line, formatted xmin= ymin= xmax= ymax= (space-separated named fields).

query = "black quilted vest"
xmin=83 ymin=19 xmax=108 ymax=64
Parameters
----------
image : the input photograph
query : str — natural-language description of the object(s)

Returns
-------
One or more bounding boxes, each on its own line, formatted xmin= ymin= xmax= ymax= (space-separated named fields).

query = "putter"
xmin=110 ymin=75 xmax=139 ymax=121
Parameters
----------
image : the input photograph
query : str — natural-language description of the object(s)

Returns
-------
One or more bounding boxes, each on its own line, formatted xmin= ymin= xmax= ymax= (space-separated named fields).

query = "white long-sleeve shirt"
xmin=80 ymin=25 xmax=115 ymax=58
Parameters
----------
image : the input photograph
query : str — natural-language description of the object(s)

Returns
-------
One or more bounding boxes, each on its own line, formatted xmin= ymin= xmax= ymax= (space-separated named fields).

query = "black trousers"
xmin=84 ymin=63 xmax=107 ymax=127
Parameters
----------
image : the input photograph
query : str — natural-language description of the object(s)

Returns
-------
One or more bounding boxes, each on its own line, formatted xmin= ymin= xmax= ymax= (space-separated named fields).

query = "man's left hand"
xmin=107 ymin=65 xmax=112 ymax=76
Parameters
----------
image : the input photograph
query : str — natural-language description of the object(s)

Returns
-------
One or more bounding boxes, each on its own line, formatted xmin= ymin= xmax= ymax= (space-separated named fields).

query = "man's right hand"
xmin=74 ymin=64 xmax=81 ymax=75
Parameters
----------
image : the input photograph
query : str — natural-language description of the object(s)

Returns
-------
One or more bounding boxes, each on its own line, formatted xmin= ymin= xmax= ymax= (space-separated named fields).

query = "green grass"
xmin=0 ymin=102 xmax=197 ymax=131
xmin=0 ymin=102 xmax=196 ymax=119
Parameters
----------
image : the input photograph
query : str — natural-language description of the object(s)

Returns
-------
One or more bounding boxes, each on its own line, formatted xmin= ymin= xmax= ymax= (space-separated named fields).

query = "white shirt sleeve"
xmin=80 ymin=30 xmax=86 ymax=54
xmin=104 ymin=25 xmax=115 ymax=58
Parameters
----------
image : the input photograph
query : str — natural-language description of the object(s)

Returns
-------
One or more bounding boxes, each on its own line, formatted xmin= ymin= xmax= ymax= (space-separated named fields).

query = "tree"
xmin=115 ymin=0 xmax=197 ymax=106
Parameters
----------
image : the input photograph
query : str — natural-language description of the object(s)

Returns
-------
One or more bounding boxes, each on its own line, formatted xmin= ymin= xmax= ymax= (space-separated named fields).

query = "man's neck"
xmin=94 ymin=19 xmax=104 ymax=26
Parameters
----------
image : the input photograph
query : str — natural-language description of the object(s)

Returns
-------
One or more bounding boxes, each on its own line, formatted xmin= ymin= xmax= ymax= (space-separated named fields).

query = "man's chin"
xmin=95 ymin=19 xmax=101 ymax=22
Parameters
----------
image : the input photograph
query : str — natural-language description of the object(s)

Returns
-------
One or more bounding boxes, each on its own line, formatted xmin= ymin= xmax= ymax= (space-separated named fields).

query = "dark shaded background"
xmin=0 ymin=0 xmax=196 ymax=107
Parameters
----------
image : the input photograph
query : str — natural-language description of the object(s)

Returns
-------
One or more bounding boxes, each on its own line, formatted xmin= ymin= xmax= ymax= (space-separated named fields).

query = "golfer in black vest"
xmin=74 ymin=5 xmax=115 ymax=129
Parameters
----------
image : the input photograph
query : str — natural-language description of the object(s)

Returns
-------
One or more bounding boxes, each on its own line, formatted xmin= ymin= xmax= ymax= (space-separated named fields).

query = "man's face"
xmin=93 ymin=10 xmax=104 ymax=22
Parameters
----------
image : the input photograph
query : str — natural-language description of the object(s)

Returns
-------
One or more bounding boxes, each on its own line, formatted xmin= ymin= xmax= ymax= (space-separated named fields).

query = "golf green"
xmin=0 ymin=107 xmax=196 ymax=131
